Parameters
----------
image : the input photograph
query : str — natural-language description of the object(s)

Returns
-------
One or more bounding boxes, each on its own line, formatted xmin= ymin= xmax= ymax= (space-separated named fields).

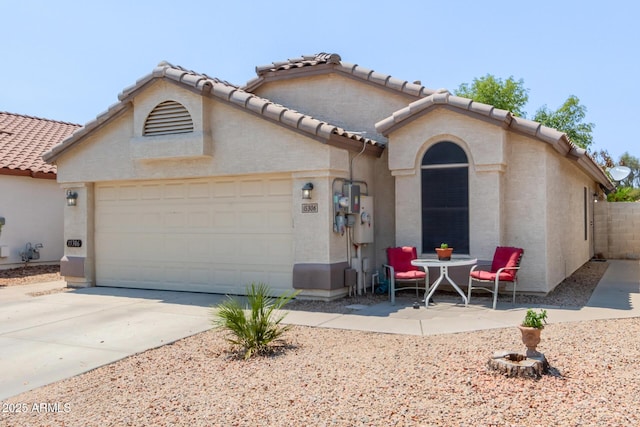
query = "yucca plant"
xmin=213 ymin=283 xmax=298 ymax=359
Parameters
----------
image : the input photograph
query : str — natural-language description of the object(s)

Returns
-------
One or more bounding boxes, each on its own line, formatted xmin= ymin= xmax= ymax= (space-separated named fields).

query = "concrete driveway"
xmin=0 ymin=283 xmax=224 ymax=400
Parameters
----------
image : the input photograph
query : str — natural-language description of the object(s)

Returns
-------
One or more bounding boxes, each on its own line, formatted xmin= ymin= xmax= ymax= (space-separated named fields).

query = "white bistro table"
xmin=411 ymin=258 xmax=477 ymax=308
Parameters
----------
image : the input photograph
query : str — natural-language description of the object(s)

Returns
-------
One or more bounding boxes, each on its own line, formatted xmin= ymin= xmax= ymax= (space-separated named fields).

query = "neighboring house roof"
xmin=0 ymin=112 xmax=80 ymax=179
xmin=43 ymin=61 xmax=384 ymax=163
xmin=374 ymin=90 xmax=614 ymax=190
xmin=244 ymin=52 xmax=440 ymax=99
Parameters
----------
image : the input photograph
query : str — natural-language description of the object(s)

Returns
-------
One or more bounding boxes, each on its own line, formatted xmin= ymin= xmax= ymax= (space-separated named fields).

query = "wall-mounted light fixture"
xmin=302 ymin=182 xmax=314 ymax=200
xmin=66 ymin=190 xmax=78 ymax=207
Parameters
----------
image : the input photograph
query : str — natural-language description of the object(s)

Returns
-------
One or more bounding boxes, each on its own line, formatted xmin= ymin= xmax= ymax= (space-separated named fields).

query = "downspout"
xmin=350 ymin=138 xmax=368 ymax=294
xmin=349 ymin=136 xmax=368 ymax=182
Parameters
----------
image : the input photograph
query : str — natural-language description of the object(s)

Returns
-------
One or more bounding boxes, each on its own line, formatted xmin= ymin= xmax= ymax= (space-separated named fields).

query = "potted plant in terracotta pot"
xmin=518 ymin=308 xmax=547 ymax=357
xmin=435 ymin=243 xmax=453 ymax=261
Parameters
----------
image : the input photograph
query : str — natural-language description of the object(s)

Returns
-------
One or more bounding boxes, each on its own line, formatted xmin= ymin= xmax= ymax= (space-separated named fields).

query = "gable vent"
xmin=144 ymin=100 xmax=194 ymax=136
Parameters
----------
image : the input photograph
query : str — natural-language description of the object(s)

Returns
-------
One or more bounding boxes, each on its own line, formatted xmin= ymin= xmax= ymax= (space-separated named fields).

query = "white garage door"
xmin=95 ymin=176 xmax=293 ymax=293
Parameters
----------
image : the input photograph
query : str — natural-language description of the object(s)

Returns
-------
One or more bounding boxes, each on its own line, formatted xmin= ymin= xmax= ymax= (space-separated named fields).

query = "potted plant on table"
xmin=435 ymin=243 xmax=453 ymax=261
xmin=518 ymin=308 xmax=547 ymax=357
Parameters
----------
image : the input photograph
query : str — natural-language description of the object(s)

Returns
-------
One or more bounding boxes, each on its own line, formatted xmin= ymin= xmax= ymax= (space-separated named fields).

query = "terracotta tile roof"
xmin=244 ymin=52 xmax=440 ymax=98
xmin=44 ymin=62 xmax=383 ymax=162
xmin=0 ymin=112 xmax=80 ymax=178
xmin=374 ymin=91 xmax=614 ymax=190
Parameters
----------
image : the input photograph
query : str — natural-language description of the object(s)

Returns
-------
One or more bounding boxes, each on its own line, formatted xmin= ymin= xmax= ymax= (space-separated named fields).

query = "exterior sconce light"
xmin=66 ymin=190 xmax=78 ymax=207
xmin=302 ymin=183 xmax=314 ymax=200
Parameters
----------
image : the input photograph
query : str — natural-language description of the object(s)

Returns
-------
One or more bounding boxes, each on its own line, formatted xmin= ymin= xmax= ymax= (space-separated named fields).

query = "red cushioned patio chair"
xmin=466 ymin=246 xmax=524 ymax=310
xmin=384 ymin=246 xmax=428 ymax=305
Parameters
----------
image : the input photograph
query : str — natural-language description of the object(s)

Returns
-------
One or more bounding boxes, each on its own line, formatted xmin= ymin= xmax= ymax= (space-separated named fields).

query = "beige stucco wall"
xmin=61 ymin=182 xmax=95 ymax=286
xmin=595 ymin=201 xmax=640 ymax=259
xmin=55 ymin=83 xmax=348 ymax=183
xmin=389 ymin=109 xmax=506 ymax=258
xmin=0 ymin=175 xmax=65 ymax=268
xmin=53 ymin=79 xmax=382 ymax=295
xmin=387 ymin=108 xmax=600 ymax=294
xmin=254 ymin=72 xmax=404 ymax=276
xmin=502 ymin=135 xmax=547 ymax=290
xmin=253 ymin=74 xmax=413 ymax=143
xmin=541 ymin=142 xmax=596 ymax=288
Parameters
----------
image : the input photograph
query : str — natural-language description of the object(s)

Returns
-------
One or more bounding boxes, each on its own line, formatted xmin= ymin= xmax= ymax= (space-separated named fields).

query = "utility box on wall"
xmin=353 ymin=195 xmax=374 ymax=244
xmin=342 ymin=184 xmax=360 ymax=214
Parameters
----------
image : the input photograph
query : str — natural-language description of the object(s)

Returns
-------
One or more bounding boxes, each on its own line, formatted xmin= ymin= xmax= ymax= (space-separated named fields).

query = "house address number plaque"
xmin=66 ymin=239 xmax=82 ymax=248
xmin=301 ymin=203 xmax=318 ymax=213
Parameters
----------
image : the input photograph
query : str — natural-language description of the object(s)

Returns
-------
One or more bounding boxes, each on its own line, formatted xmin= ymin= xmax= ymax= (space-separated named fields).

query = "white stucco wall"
xmin=0 ymin=175 xmax=64 ymax=268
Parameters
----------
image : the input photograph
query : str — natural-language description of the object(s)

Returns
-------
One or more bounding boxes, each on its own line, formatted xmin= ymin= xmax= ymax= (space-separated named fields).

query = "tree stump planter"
xmin=488 ymin=351 xmax=549 ymax=379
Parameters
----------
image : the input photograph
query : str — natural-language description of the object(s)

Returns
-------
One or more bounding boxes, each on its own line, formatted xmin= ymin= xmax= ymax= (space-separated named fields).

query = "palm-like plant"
xmin=213 ymin=283 xmax=298 ymax=359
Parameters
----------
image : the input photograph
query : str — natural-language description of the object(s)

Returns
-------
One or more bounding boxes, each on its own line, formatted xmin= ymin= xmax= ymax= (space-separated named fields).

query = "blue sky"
xmin=2 ymin=0 xmax=638 ymax=161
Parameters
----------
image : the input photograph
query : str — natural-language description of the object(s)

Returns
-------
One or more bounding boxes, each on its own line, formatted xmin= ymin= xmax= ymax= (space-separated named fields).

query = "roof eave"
xmin=44 ymin=63 xmax=385 ymax=164
xmin=0 ymin=167 xmax=57 ymax=180
xmin=43 ymin=102 xmax=130 ymax=163
xmin=376 ymin=93 xmax=614 ymax=190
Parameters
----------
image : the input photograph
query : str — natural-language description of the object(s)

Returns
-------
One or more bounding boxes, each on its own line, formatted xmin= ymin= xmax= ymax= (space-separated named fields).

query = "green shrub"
xmin=607 ymin=186 xmax=640 ymax=202
xmin=213 ymin=283 xmax=298 ymax=359
xmin=521 ymin=308 xmax=548 ymax=329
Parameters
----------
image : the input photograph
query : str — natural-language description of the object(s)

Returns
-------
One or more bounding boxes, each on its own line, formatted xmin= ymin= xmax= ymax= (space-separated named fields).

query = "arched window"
xmin=421 ymin=141 xmax=469 ymax=253
xmin=143 ymin=100 xmax=194 ymax=136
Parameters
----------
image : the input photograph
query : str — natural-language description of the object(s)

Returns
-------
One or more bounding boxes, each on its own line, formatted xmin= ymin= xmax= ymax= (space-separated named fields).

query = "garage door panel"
xmin=213 ymin=211 xmax=235 ymax=228
xmin=239 ymin=180 xmax=264 ymax=196
xmin=141 ymin=184 xmax=162 ymax=199
xmin=212 ymin=181 xmax=235 ymax=198
xmin=165 ymin=183 xmax=186 ymax=199
xmin=142 ymin=212 xmax=164 ymax=227
xmin=97 ymin=185 xmax=118 ymax=201
xmin=165 ymin=266 xmax=187 ymax=284
xmin=119 ymin=185 xmax=139 ymax=200
xmin=188 ymin=211 xmax=210 ymax=227
xmin=138 ymin=235 xmax=164 ymax=258
xmin=187 ymin=182 xmax=210 ymax=198
xmin=268 ymin=178 xmax=291 ymax=195
xmin=188 ymin=268 xmax=211 ymax=285
xmin=96 ymin=176 xmax=293 ymax=293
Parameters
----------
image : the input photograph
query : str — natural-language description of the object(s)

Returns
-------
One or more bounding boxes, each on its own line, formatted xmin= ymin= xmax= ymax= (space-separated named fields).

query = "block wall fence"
xmin=594 ymin=201 xmax=640 ymax=260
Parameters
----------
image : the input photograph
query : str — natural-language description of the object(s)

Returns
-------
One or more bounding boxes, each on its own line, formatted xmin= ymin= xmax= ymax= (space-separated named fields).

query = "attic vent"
xmin=144 ymin=100 xmax=194 ymax=136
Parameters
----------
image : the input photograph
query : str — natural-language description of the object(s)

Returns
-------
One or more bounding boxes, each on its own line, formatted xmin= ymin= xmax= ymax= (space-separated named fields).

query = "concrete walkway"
xmin=0 ymin=259 xmax=638 ymax=400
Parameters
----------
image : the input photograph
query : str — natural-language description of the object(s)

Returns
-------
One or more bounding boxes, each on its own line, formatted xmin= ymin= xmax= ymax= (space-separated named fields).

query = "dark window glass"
xmin=422 ymin=141 xmax=468 ymax=165
xmin=584 ymin=187 xmax=588 ymax=241
xmin=421 ymin=142 xmax=469 ymax=253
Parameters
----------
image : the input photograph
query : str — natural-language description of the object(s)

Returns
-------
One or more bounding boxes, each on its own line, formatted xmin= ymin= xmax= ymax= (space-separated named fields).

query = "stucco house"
xmin=0 ymin=112 xmax=80 ymax=268
xmin=42 ymin=53 xmax=614 ymax=299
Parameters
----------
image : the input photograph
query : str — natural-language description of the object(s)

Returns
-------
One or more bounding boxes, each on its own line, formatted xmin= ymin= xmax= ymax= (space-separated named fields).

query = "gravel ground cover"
xmin=0 ymin=264 xmax=60 ymax=287
xmin=3 ymin=260 xmax=639 ymax=426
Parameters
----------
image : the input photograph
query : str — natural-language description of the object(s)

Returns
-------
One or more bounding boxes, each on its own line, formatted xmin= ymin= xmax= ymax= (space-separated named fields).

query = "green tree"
xmin=619 ymin=152 xmax=640 ymax=188
xmin=591 ymin=149 xmax=615 ymax=169
xmin=455 ymin=74 xmax=529 ymax=117
xmin=595 ymin=151 xmax=640 ymax=202
xmin=607 ymin=187 xmax=640 ymax=202
xmin=456 ymin=75 xmax=595 ymax=149
xmin=533 ymin=96 xmax=595 ymax=149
